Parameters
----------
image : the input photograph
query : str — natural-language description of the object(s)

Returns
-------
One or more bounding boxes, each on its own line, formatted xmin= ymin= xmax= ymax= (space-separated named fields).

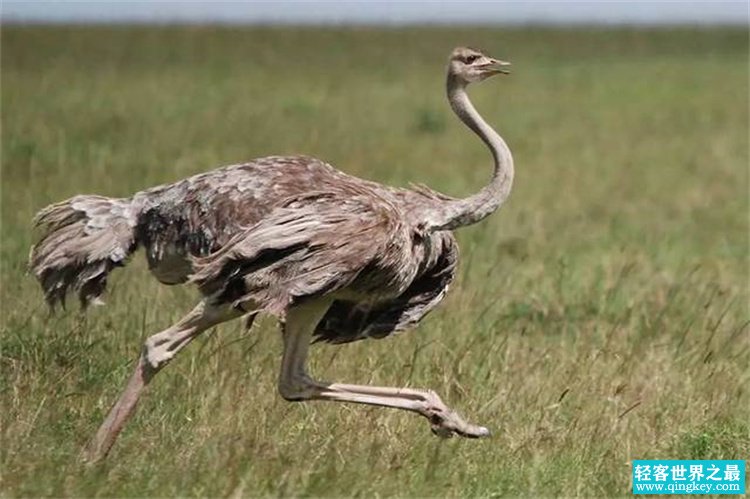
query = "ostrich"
xmin=29 ymin=47 xmax=513 ymax=462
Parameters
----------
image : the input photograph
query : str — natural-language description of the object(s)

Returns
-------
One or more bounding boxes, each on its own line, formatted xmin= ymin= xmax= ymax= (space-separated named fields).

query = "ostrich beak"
xmin=485 ymin=59 xmax=511 ymax=75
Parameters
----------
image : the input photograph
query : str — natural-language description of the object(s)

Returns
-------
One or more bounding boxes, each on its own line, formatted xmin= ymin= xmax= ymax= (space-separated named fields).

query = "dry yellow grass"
xmin=1 ymin=26 xmax=748 ymax=496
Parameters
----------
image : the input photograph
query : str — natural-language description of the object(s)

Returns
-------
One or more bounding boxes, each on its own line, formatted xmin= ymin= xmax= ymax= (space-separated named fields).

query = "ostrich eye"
xmin=465 ymin=54 xmax=480 ymax=64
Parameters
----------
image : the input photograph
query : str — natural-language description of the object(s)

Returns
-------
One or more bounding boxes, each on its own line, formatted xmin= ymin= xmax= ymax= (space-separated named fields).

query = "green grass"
xmin=1 ymin=26 xmax=748 ymax=497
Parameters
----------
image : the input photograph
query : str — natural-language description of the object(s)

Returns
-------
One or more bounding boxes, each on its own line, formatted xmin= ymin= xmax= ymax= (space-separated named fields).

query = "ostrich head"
xmin=448 ymin=47 xmax=511 ymax=85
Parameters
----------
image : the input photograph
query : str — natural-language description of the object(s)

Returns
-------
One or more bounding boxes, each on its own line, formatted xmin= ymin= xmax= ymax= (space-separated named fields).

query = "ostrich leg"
xmin=277 ymin=299 xmax=490 ymax=438
xmin=83 ymin=301 xmax=241 ymax=462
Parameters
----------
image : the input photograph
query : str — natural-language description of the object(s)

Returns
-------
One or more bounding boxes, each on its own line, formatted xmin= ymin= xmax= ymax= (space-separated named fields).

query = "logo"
xmin=633 ymin=460 xmax=745 ymax=495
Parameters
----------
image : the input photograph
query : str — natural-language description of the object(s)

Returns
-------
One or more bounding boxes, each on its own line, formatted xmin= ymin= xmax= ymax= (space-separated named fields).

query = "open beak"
xmin=485 ymin=59 xmax=511 ymax=75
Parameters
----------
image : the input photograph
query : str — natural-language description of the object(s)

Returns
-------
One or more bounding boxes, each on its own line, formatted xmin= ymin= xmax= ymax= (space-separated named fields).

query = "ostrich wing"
xmin=313 ymin=231 xmax=457 ymax=344
xmin=190 ymin=189 xmax=408 ymax=318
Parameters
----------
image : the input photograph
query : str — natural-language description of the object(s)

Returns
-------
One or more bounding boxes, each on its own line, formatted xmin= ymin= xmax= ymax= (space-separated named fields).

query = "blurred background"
xmin=2 ymin=0 xmax=748 ymax=25
xmin=2 ymin=2 xmax=748 ymax=498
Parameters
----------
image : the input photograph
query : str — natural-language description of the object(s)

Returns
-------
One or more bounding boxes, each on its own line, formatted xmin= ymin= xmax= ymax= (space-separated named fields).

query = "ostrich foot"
xmin=422 ymin=391 xmax=490 ymax=438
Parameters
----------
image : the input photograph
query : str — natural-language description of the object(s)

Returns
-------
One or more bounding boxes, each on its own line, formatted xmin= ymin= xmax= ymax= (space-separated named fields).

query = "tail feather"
xmin=29 ymin=195 xmax=138 ymax=308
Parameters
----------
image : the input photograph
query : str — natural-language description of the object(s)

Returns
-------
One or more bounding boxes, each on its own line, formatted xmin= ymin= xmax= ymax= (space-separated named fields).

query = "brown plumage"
xmin=30 ymin=156 xmax=458 ymax=344
xmin=28 ymin=47 xmax=515 ymax=461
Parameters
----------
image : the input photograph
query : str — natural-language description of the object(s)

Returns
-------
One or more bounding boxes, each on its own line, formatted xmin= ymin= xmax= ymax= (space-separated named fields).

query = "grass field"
xmin=1 ymin=26 xmax=748 ymax=497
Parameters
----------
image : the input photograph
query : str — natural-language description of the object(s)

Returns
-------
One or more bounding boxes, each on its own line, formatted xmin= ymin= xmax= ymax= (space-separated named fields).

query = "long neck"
xmin=424 ymin=74 xmax=514 ymax=232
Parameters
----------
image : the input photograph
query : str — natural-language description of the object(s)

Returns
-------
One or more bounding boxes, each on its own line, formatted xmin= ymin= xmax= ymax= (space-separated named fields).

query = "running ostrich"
xmin=29 ymin=47 xmax=513 ymax=462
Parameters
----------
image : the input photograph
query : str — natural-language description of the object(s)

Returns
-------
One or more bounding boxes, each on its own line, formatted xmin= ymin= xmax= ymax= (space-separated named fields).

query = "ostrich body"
xmin=29 ymin=47 xmax=513 ymax=461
